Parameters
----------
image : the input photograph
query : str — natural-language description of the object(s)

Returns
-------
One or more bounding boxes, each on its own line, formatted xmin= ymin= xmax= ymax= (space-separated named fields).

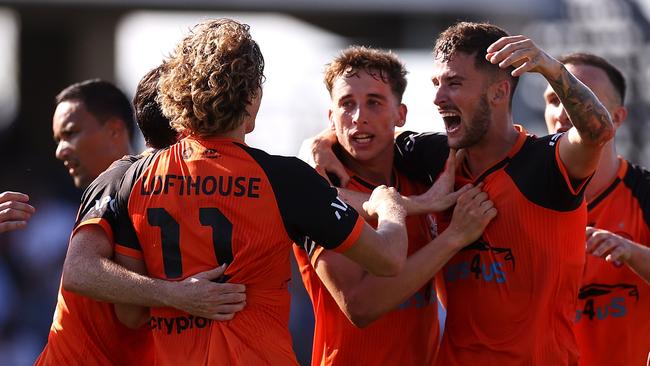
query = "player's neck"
xmin=200 ymin=123 xmax=248 ymax=142
xmin=338 ymin=147 xmax=395 ymax=186
xmin=585 ymin=141 xmax=619 ymax=202
xmin=463 ymin=122 xmax=520 ymax=179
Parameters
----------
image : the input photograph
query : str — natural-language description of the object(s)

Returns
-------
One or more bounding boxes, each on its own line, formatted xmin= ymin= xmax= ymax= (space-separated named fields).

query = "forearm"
xmin=625 ymin=243 xmax=650 ymax=284
xmin=375 ymin=208 xmax=408 ymax=261
xmin=547 ymin=65 xmax=614 ymax=145
xmin=347 ymin=231 xmax=460 ymax=326
xmin=63 ymin=254 xmax=172 ymax=307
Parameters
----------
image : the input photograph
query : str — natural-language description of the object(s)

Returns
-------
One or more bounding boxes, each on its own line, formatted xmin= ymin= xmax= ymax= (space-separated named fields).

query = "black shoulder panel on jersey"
xmin=623 ymin=161 xmax=650 ymax=228
xmin=505 ymin=134 xmax=586 ymax=212
xmin=75 ymin=155 xmax=140 ymax=228
xmin=111 ymin=150 xmax=163 ymax=250
xmin=394 ymin=131 xmax=449 ymax=185
xmin=236 ymin=143 xmax=360 ymax=250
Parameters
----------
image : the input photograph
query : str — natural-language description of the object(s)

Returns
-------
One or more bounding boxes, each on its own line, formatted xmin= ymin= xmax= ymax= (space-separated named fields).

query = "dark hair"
xmin=434 ymin=21 xmax=519 ymax=102
xmin=55 ymin=79 xmax=135 ymax=139
xmin=558 ymin=52 xmax=626 ymax=104
xmin=133 ymin=65 xmax=178 ymax=149
xmin=159 ymin=18 xmax=265 ymax=137
xmin=324 ymin=45 xmax=408 ymax=102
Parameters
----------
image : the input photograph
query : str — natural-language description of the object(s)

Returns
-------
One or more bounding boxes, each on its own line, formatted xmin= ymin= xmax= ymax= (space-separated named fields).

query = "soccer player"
xmin=543 ymin=52 xmax=650 ymax=366
xmin=38 ymin=74 xmax=245 ymax=365
xmin=309 ymin=22 xmax=614 ymax=365
xmin=0 ymin=191 xmax=35 ymax=233
xmin=110 ymin=19 xmax=411 ymax=365
xmin=293 ymin=46 xmax=496 ymax=365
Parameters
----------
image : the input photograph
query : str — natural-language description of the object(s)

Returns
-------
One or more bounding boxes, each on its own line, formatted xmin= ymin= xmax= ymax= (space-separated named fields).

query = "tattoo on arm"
xmin=548 ymin=65 xmax=613 ymax=144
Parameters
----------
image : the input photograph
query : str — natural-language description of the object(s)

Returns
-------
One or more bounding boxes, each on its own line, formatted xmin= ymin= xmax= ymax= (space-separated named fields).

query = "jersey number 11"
xmin=147 ymin=207 xmax=234 ymax=279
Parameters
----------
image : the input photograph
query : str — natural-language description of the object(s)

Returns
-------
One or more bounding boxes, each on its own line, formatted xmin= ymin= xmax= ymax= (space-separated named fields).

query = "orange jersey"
xmin=294 ymin=169 xmax=439 ymax=366
xmin=36 ymin=156 xmax=153 ymax=366
xmin=111 ymin=136 xmax=364 ymax=366
xmin=575 ymin=158 xmax=650 ymax=366
xmin=396 ymin=126 xmax=588 ymax=365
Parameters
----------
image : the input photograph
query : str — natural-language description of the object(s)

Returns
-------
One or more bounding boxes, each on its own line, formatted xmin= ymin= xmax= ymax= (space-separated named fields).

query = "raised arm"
xmin=586 ymin=227 xmax=650 ymax=284
xmin=315 ymin=185 xmax=496 ymax=327
xmin=62 ymin=225 xmax=246 ymax=321
xmin=486 ymin=35 xmax=614 ymax=179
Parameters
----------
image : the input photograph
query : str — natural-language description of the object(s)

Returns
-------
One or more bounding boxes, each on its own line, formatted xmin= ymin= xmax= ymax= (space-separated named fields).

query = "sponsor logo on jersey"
xmin=149 ymin=315 xmax=212 ymax=334
xmin=576 ymin=283 xmax=639 ymax=322
xmin=444 ymin=237 xmax=514 ymax=284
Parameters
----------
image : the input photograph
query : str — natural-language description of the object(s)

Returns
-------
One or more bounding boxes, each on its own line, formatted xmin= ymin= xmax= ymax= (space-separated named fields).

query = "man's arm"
xmin=486 ymin=35 xmax=614 ymax=180
xmin=304 ymin=128 xmax=350 ymax=187
xmin=62 ymin=224 xmax=246 ymax=320
xmin=314 ymin=185 xmax=496 ymax=327
xmin=337 ymin=149 xmax=470 ymax=219
xmin=0 ymin=191 xmax=35 ymax=233
xmin=586 ymin=227 xmax=650 ymax=284
xmin=340 ymin=185 xmax=408 ymax=277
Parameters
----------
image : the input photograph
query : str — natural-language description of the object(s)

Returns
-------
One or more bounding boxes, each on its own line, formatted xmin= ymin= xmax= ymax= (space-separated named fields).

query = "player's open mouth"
xmin=440 ymin=111 xmax=461 ymax=134
xmin=351 ymin=133 xmax=373 ymax=144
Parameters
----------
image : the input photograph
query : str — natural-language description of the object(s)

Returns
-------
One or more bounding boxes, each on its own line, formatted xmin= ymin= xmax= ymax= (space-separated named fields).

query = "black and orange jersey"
xmin=36 ymin=156 xmax=153 ymax=366
xmin=110 ymin=136 xmax=364 ymax=366
xmin=575 ymin=158 xmax=650 ymax=366
xmin=395 ymin=125 xmax=588 ymax=365
xmin=293 ymin=168 xmax=439 ymax=366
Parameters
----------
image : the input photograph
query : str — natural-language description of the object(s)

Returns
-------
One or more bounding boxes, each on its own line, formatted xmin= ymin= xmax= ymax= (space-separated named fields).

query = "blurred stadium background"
xmin=0 ymin=0 xmax=648 ymax=364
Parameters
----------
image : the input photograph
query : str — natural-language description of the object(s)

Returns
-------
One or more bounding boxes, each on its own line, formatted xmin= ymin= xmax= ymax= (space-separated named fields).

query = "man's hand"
xmin=586 ymin=227 xmax=633 ymax=264
xmin=486 ymin=35 xmax=563 ymax=79
xmin=165 ymin=264 xmax=246 ymax=321
xmin=405 ymin=149 xmax=471 ymax=214
xmin=307 ymin=129 xmax=350 ymax=187
xmin=0 ymin=191 xmax=36 ymax=233
xmin=362 ymin=185 xmax=406 ymax=219
xmin=443 ymin=184 xmax=497 ymax=249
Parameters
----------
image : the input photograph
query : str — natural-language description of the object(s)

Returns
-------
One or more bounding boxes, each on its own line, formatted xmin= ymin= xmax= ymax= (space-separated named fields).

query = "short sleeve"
xmin=238 ymin=144 xmax=364 ymax=252
xmin=72 ymin=157 xmax=138 ymax=243
xmin=506 ymin=133 xmax=589 ymax=211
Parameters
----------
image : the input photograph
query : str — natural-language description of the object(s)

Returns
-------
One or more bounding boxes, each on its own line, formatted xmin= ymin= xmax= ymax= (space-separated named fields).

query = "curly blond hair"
xmin=158 ymin=18 xmax=265 ymax=137
xmin=324 ymin=46 xmax=407 ymax=102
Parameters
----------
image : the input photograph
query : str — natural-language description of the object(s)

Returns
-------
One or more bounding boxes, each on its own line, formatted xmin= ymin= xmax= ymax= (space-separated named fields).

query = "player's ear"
xmin=105 ymin=117 xmax=127 ymax=140
xmin=611 ymin=105 xmax=627 ymax=130
xmin=328 ymin=109 xmax=336 ymax=131
xmin=488 ymin=79 xmax=511 ymax=106
xmin=396 ymin=103 xmax=407 ymax=128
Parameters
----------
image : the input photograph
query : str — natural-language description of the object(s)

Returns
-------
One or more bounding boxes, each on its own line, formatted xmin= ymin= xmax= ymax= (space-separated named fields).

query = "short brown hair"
xmin=158 ymin=18 xmax=265 ymax=137
xmin=434 ymin=22 xmax=519 ymax=101
xmin=558 ymin=52 xmax=626 ymax=104
xmin=324 ymin=46 xmax=408 ymax=102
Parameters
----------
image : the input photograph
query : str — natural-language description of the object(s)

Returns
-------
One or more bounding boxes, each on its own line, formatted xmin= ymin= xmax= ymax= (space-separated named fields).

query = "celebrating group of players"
xmin=0 ymin=16 xmax=648 ymax=366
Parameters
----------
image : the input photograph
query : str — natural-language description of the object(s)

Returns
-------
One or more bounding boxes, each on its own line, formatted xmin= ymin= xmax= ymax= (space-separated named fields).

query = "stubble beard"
xmin=451 ymin=93 xmax=491 ymax=149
